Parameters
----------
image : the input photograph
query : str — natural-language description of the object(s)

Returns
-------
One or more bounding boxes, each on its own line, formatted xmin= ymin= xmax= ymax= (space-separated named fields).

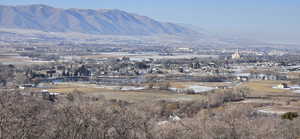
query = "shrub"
xmin=281 ymin=112 xmax=299 ymax=121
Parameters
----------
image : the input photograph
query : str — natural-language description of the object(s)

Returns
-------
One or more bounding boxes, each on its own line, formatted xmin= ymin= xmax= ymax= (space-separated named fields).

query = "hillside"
xmin=0 ymin=4 xmax=196 ymax=35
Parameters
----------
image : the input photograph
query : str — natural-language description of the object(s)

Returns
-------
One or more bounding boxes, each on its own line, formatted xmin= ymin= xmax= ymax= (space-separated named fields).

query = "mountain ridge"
xmin=0 ymin=4 xmax=197 ymax=36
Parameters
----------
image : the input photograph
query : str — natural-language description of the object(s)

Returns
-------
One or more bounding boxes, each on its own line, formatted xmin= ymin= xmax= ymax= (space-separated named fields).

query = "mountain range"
xmin=0 ymin=4 xmax=297 ymax=49
xmin=0 ymin=4 xmax=196 ymax=36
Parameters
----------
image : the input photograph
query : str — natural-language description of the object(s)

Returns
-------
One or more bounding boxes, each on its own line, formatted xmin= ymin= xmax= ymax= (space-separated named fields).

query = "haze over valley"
xmin=0 ymin=4 xmax=298 ymax=49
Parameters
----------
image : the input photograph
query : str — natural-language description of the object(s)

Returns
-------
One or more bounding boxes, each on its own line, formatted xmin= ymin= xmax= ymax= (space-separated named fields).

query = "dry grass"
xmin=288 ymin=72 xmax=300 ymax=79
xmin=241 ymin=80 xmax=293 ymax=96
xmin=39 ymin=82 xmax=206 ymax=103
xmin=0 ymin=57 xmax=30 ymax=63
xmin=80 ymin=53 xmax=153 ymax=59
xmin=169 ymin=82 xmax=232 ymax=88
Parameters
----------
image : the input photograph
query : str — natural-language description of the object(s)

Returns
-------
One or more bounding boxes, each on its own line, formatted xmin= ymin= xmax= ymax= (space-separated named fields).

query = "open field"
xmin=35 ymin=82 xmax=207 ymax=102
xmin=241 ymin=80 xmax=294 ymax=96
xmin=28 ymin=80 xmax=300 ymax=105
xmin=25 ymin=80 xmax=300 ymax=114
xmin=0 ymin=56 xmax=31 ymax=65
xmin=34 ymin=80 xmax=300 ymax=103
xmin=235 ymin=80 xmax=300 ymax=115
xmin=169 ymin=82 xmax=233 ymax=88
xmin=80 ymin=52 xmax=218 ymax=60
xmin=288 ymin=72 xmax=300 ymax=80
xmin=257 ymin=106 xmax=300 ymax=115
xmin=0 ymin=54 xmax=54 ymax=65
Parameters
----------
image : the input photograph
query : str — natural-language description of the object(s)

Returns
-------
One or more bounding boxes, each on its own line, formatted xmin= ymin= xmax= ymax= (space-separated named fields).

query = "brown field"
xmin=0 ymin=56 xmax=30 ymax=63
xmin=241 ymin=80 xmax=293 ymax=96
xmin=28 ymin=80 xmax=300 ymax=107
xmin=80 ymin=53 xmax=217 ymax=60
xmin=288 ymin=72 xmax=300 ymax=79
xmin=237 ymin=80 xmax=300 ymax=114
xmin=80 ymin=53 xmax=153 ymax=59
xmin=169 ymin=82 xmax=232 ymax=88
xmin=37 ymin=82 xmax=206 ymax=103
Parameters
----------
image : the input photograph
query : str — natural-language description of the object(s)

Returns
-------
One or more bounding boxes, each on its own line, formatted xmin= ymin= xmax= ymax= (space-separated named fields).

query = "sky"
xmin=0 ymin=0 xmax=299 ymax=43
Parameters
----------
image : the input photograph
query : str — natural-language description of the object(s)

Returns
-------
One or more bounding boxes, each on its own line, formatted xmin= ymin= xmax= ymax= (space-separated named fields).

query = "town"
xmin=1 ymin=43 xmax=300 ymax=110
xmin=1 ymin=43 xmax=300 ymax=138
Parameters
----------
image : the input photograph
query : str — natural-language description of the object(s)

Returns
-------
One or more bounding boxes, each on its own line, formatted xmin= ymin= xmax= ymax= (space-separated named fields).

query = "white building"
xmin=232 ymin=49 xmax=241 ymax=59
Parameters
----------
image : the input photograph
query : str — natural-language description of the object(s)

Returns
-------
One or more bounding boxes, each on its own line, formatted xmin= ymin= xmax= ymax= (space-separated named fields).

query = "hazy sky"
xmin=1 ymin=0 xmax=299 ymax=43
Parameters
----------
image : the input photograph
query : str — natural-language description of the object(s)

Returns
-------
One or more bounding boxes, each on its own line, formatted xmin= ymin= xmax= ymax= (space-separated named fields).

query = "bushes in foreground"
xmin=0 ymin=90 xmax=299 ymax=139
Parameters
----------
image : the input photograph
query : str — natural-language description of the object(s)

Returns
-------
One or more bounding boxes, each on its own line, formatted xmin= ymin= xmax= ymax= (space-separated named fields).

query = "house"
xmin=237 ymin=76 xmax=249 ymax=82
xmin=277 ymin=83 xmax=289 ymax=89
xmin=235 ymin=73 xmax=250 ymax=82
xmin=191 ymin=62 xmax=201 ymax=69
xmin=75 ymin=65 xmax=91 ymax=77
xmin=251 ymin=73 xmax=283 ymax=81
xmin=169 ymin=113 xmax=181 ymax=121
xmin=20 ymin=84 xmax=36 ymax=88
xmin=46 ymin=70 xmax=56 ymax=77
xmin=122 ymin=56 xmax=130 ymax=62
xmin=41 ymin=90 xmax=59 ymax=102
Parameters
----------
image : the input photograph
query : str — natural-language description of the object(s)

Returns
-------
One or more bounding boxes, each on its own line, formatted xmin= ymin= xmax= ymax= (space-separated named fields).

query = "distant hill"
xmin=0 ymin=4 xmax=197 ymax=36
